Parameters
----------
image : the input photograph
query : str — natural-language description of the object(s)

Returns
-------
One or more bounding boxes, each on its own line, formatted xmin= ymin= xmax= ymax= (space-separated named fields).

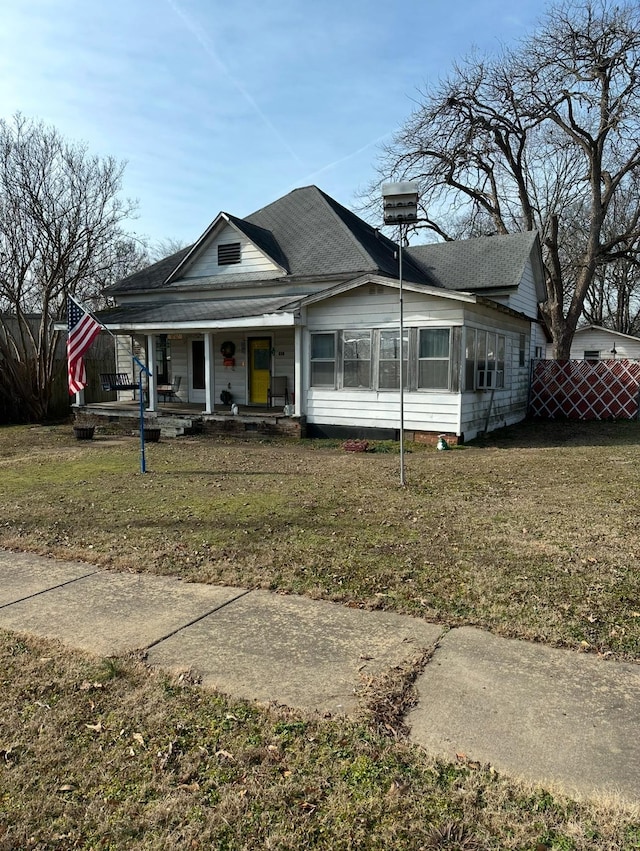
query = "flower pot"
xmin=143 ymin=427 xmax=161 ymax=442
xmin=73 ymin=425 xmax=95 ymax=440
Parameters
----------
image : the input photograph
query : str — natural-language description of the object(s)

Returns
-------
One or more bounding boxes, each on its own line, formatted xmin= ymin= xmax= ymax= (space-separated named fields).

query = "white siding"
xmin=459 ymin=309 xmax=531 ymax=441
xmin=490 ymin=260 xmax=539 ymax=318
xmin=506 ymin=258 xmax=539 ymax=317
xmin=545 ymin=328 xmax=640 ymax=360
xmin=181 ymin=223 xmax=281 ymax=279
xmin=304 ymin=286 xmax=467 ymax=433
xmin=306 ymin=387 xmax=460 ymax=432
xmin=308 ymin=285 xmax=464 ymax=330
xmin=303 ymin=286 xmax=537 ymax=439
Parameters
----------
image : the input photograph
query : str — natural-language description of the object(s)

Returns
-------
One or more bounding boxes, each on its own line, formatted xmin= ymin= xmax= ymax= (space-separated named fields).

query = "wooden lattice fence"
xmin=529 ymin=359 xmax=640 ymax=420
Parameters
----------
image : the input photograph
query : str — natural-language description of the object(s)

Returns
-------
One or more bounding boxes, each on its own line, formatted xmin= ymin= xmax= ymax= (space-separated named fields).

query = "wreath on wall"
xmin=220 ymin=341 xmax=236 ymax=358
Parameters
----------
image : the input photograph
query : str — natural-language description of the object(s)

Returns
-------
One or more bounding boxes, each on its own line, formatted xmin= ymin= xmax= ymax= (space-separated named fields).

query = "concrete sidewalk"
xmin=0 ymin=549 xmax=638 ymax=806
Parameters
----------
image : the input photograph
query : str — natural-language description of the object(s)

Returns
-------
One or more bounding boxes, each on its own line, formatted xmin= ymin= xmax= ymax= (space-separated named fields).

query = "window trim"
xmin=342 ymin=329 xmax=372 ymax=389
xmin=376 ymin=328 xmax=410 ymax=391
xmin=417 ymin=327 xmax=452 ymax=391
xmin=310 ymin=331 xmax=337 ymax=388
xmin=466 ymin=328 xmax=507 ymax=391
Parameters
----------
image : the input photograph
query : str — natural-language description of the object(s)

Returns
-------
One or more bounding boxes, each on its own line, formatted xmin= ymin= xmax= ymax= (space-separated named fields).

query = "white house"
xmin=96 ymin=185 xmax=547 ymax=443
xmin=545 ymin=325 xmax=640 ymax=361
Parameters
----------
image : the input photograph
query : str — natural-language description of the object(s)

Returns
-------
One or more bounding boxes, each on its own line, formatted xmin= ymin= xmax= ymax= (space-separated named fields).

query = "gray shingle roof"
xmin=107 ymin=186 xmax=430 ymax=295
xmin=97 ymin=295 xmax=299 ymax=326
xmin=224 ymin=212 xmax=290 ymax=272
xmin=407 ymin=231 xmax=539 ymax=293
xmin=106 ymin=245 xmax=194 ymax=294
xmin=245 ymin=186 xmax=429 ymax=284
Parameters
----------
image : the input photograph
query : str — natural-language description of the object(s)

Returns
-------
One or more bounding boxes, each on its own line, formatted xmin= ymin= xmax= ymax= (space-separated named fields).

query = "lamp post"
xmin=382 ymin=181 xmax=419 ymax=487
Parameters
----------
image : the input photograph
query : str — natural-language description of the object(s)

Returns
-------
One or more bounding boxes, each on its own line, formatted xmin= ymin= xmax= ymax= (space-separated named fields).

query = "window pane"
xmin=311 ymin=334 xmax=334 ymax=359
xmin=477 ymin=331 xmax=487 ymax=371
xmin=380 ymin=330 xmax=400 ymax=359
xmin=419 ymin=328 xmax=449 ymax=358
xmin=343 ymin=330 xmax=371 ymax=388
xmin=379 ymin=361 xmax=399 ymax=389
xmin=419 ymin=360 xmax=449 ymax=389
xmin=378 ymin=329 xmax=408 ymax=389
xmin=343 ymin=331 xmax=371 ymax=361
xmin=311 ymin=361 xmax=335 ymax=386
xmin=465 ymin=328 xmax=476 ymax=391
xmin=344 ymin=360 xmax=371 ymax=387
xmin=498 ymin=335 xmax=505 ymax=372
xmin=487 ymin=333 xmax=496 ymax=368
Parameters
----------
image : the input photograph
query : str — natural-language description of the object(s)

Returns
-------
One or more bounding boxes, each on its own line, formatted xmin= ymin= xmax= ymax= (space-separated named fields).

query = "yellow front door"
xmin=249 ymin=337 xmax=271 ymax=404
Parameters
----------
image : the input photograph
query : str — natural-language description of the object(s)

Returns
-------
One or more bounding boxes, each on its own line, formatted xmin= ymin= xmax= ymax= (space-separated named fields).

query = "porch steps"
xmin=153 ymin=415 xmax=196 ymax=438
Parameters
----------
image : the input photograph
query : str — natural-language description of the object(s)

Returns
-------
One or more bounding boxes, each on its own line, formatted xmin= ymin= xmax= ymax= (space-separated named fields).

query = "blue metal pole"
xmin=138 ymin=369 xmax=146 ymax=474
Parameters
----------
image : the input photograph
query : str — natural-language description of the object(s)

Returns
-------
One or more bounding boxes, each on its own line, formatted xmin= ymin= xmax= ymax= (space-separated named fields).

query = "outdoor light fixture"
xmin=382 ymin=181 xmax=419 ymax=487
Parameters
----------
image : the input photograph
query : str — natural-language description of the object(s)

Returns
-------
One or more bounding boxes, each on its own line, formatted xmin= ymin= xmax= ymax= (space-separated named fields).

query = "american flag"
xmin=67 ymin=297 xmax=102 ymax=395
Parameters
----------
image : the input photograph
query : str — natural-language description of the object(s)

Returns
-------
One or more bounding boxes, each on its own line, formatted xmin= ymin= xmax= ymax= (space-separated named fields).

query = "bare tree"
xmin=150 ymin=237 xmax=190 ymax=263
xmin=375 ymin=1 xmax=640 ymax=357
xmin=0 ymin=114 xmax=141 ymax=421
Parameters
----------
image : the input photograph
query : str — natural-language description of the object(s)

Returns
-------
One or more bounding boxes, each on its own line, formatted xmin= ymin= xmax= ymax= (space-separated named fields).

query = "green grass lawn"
xmin=1 ymin=420 xmax=640 ymax=849
xmin=1 ymin=630 xmax=638 ymax=850
xmin=1 ymin=420 xmax=639 ymax=659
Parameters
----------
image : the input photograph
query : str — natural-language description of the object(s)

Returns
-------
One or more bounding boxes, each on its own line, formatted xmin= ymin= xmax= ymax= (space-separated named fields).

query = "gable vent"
xmin=368 ymin=284 xmax=385 ymax=295
xmin=218 ymin=242 xmax=241 ymax=266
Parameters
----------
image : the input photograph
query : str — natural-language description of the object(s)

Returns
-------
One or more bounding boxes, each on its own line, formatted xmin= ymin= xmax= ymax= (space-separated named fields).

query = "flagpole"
xmin=69 ymin=294 xmax=152 ymax=474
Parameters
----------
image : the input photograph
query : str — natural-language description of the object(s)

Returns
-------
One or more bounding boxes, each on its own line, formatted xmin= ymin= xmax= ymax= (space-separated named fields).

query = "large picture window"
xmin=310 ymin=333 xmax=336 ymax=386
xmin=418 ymin=328 xmax=450 ymax=389
xmin=378 ymin=329 xmax=409 ymax=389
xmin=343 ymin=330 xmax=371 ymax=388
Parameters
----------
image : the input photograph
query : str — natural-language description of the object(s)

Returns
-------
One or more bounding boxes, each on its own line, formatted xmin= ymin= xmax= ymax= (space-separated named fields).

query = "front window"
xmin=310 ymin=333 xmax=336 ymax=386
xmin=418 ymin=328 xmax=450 ymax=389
xmin=343 ymin=330 xmax=371 ymax=388
xmin=378 ymin=329 xmax=409 ymax=389
xmin=474 ymin=330 xmax=505 ymax=389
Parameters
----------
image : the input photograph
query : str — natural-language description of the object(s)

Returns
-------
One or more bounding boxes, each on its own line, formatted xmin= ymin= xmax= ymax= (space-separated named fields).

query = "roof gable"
xmin=166 ymin=213 xmax=288 ymax=283
xmin=573 ymin=325 xmax=640 ymax=341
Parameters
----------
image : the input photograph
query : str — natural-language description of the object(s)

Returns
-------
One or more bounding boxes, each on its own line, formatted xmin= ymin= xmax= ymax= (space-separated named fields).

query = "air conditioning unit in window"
xmin=476 ymin=370 xmax=504 ymax=389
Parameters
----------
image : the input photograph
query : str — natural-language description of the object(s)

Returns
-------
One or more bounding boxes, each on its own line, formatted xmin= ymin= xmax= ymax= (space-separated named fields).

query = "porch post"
xmin=204 ymin=332 xmax=215 ymax=414
xmin=146 ymin=335 xmax=157 ymax=411
xmin=294 ymin=324 xmax=303 ymax=417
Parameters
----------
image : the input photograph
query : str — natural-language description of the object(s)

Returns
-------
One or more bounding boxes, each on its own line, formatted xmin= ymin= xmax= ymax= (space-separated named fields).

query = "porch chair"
xmin=268 ymin=375 xmax=289 ymax=407
xmin=158 ymin=375 xmax=182 ymax=402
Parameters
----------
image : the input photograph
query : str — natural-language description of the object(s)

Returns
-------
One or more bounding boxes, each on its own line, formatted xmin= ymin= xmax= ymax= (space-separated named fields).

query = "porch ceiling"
xmin=97 ymin=295 xmax=300 ymax=331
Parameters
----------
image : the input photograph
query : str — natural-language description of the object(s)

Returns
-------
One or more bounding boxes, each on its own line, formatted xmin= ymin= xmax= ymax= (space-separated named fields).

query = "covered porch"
xmin=74 ymin=399 xmax=305 ymax=439
xmin=86 ymin=297 xmax=304 ymax=416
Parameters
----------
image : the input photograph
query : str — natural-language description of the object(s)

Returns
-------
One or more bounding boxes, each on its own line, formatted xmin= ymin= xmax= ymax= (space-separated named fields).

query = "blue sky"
xmin=1 ymin=0 xmax=546 ymax=245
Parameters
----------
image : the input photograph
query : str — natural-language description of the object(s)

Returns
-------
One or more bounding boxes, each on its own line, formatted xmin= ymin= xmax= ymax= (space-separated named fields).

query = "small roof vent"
xmin=218 ymin=242 xmax=241 ymax=266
